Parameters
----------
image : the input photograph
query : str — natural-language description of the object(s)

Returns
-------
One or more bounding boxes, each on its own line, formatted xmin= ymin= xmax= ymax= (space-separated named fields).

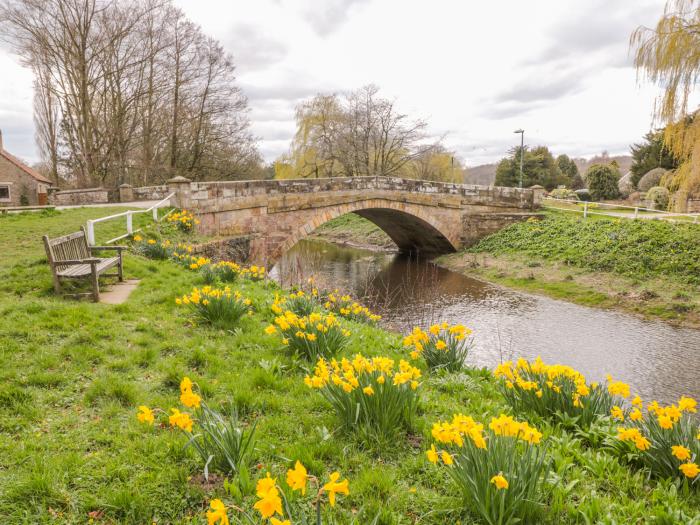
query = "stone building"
xmin=0 ymin=131 xmax=52 ymax=207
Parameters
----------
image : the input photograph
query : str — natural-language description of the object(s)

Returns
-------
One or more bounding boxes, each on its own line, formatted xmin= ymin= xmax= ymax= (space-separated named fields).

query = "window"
xmin=0 ymin=184 xmax=10 ymax=202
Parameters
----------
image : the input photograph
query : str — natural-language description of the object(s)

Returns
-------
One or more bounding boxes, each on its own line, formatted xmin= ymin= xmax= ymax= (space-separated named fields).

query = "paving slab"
xmin=99 ymin=279 xmax=140 ymax=304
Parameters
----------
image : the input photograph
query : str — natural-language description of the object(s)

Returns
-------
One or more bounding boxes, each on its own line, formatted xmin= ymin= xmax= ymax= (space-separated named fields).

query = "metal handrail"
xmin=542 ymin=197 xmax=699 ymax=224
xmin=85 ymin=192 xmax=175 ymax=245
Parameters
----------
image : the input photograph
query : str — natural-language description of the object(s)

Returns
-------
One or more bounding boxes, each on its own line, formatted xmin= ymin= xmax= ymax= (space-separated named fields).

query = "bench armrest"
xmin=89 ymin=245 xmax=127 ymax=252
xmin=56 ymin=258 xmax=102 ymax=265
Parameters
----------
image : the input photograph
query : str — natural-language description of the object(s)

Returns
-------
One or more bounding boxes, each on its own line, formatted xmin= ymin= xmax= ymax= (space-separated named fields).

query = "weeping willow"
xmin=631 ymin=0 xmax=700 ymax=210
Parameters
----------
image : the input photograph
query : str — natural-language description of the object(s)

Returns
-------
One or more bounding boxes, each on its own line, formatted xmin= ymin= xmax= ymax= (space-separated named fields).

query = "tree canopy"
xmin=555 ymin=154 xmax=585 ymax=189
xmin=630 ymin=130 xmax=679 ymax=187
xmin=494 ymin=146 xmax=568 ymax=190
xmin=631 ymin=0 xmax=700 ymax=206
xmin=585 ymin=164 xmax=621 ymax=201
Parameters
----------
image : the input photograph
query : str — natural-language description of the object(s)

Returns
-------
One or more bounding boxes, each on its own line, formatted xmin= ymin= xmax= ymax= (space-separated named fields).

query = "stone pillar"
xmin=46 ymin=186 xmax=60 ymax=205
xmin=530 ymin=185 xmax=546 ymax=208
xmin=119 ymin=183 xmax=134 ymax=203
xmin=167 ymin=176 xmax=192 ymax=209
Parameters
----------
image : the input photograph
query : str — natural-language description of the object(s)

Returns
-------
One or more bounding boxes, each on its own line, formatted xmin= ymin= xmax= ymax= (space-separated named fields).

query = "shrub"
xmin=323 ymin=291 xmax=381 ymax=324
xmin=427 ymin=413 xmax=551 ymax=525
xmin=201 ymin=261 xmax=242 ymax=284
xmin=584 ymin=164 xmax=620 ymax=201
xmin=615 ymin=395 xmax=699 ymax=485
xmin=166 ymin=209 xmax=199 ymax=232
xmin=272 ymin=290 xmax=321 ymax=317
xmin=646 ymin=186 xmax=670 ymax=210
xmin=638 ymin=167 xmax=667 ymax=192
xmin=203 ymin=463 xmax=351 ymax=524
xmin=493 ymin=357 xmax=624 ymax=428
xmin=176 ymin=286 xmax=251 ymax=327
xmin=548 ymin=188 xmax=579 ymax=200
xmin=266 ymin=311 xmax=349 ymax=361
xmin=304 ymin=355 xmax=421 ymax=444
xmin=403 ymin=323 xmax=472 ymax=372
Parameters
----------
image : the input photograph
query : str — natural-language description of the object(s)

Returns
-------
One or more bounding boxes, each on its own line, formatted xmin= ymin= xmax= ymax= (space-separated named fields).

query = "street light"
xmin=513 ymin=129 xmax=524 ymax=189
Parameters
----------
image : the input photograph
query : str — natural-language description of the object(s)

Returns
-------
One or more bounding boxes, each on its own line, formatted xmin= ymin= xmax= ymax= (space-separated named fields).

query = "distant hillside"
xmin=464 ymin=154 xmax=634 ymax=186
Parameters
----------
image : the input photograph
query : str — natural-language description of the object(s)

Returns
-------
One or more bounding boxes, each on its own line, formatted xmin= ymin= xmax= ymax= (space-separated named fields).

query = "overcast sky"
xmin=0 ymin=0 xmax=669 ymax=167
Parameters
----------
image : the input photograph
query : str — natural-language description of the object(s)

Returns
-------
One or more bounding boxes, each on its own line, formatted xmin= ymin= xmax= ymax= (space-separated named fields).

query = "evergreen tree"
xmin=495 ymin=146 xmax=566 ymax=190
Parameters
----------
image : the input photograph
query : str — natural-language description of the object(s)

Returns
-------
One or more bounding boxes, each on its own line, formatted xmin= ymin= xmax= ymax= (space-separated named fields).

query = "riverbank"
xmin=2 ymin=208 xmax=700 ymax=523
xmin=438 ymin=213 xmax=700 ymax=328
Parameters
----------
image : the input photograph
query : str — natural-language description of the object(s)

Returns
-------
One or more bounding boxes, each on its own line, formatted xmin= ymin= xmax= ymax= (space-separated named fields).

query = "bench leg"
xmin=118 ymin=254 xmax=124 ymax=282
xmin=91 ymin=270 xmax=100 ymax=302
xmin=52 ymin=273 xmax=62 ymax=296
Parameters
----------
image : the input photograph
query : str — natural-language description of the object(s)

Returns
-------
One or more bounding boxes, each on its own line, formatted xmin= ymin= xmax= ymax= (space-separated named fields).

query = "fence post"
xmin=126 ymin=211 xmax=133 ymax=234
xmin=86 ymin=220 xmax=95 ymax=246
xmin=634 ymin=207 xmax=639 ymax=219
xmin=152 ymin=206 xmax=158 ymax=222
xmin=583 ymin=201 xmax=588 ymax=219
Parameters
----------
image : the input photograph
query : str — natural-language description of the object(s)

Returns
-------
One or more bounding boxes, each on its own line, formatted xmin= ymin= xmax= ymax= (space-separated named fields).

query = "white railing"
xmin=542 ymin=197 xmax=700 ymax=224
xmin=85 ymin=193 xmax=175 ymax=246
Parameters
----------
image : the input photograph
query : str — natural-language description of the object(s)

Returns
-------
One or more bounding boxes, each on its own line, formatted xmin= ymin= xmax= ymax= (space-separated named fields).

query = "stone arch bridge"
xmin=166 ymin=176 xmax=544 ymax=266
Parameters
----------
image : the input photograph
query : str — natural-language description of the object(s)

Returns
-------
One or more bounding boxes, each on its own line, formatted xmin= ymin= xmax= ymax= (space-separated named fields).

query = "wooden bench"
xmin=43 ymin=227 xmax=125 ymax=302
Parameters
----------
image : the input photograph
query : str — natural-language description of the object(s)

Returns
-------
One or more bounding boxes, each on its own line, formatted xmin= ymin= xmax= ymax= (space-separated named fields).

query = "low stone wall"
xmin=118 ymin=184 xmax=169 ymax=202
xmin=687 ymin=199 xmax=700 ymax=213
xmin=48 ymin=187 xmax=109 ymax=206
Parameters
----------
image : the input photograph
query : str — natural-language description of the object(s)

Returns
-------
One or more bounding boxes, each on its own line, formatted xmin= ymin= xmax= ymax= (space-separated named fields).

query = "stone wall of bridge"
xmin=164 ymin=176 xmax=543 ymax=265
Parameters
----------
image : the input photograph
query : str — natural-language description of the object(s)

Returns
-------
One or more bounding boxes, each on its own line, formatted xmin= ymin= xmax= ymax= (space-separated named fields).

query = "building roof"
xmin=0 ymin=147 xmax=53 ymax=185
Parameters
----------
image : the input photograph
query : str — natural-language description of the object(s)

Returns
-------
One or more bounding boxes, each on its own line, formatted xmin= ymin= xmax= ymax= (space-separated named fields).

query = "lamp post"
xmin=514 ymin=129 xmax=524 ymax=189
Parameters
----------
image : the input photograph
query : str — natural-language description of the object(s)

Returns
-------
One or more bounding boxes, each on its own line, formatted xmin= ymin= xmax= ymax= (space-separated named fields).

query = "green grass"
xmin=470 ymin=213 xmax=700 ymax=284
xmin=1 ymin=209 xmax=699 ymax=523
xmin=312 ymin=213 xmax=395 ymax=249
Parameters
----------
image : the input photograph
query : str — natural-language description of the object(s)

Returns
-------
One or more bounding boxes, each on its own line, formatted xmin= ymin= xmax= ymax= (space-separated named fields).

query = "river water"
xmin=273 ymin=239 xmax=700 ymax=405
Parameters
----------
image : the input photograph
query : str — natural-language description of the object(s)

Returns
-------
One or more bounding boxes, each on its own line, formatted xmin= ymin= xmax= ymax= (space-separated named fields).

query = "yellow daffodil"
xmin=490 ymin=473 xmax=509 ymax=490
xmin=672 ymin=445 xmax=691 ymax=461
xmin=441 ymin=450 xmax=453 ymax=465
xmin=286 ymin=461 xmax=308 ymax=495
xmin=363 ymin=385 xmax=375 ymax=396
xmin=206 ymin=499 xmax=229 ymax=525
xmin=426 ymin=444 xmax=439 ymax=464
xmin=168 ymin=408 xmax=193 ymax=432
xmin=679 ymin=462 xmax=699 ymax=478
xmin=322 ymin=472 xmax=350 ymax=507
xmin=610 ymin=406 xmax=625 ymax=421
xmin=137 ymin=405 xmax=154 ymax=424
xmin=270 ymin=519 xmax=291 ymax=525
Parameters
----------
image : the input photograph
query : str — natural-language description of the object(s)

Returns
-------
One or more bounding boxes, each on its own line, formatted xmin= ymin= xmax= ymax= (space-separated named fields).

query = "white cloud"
xmin=0 ymin=0 xmax=670 ymax=167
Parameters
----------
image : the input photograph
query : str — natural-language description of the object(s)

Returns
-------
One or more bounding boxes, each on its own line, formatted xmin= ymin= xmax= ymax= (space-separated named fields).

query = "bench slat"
xmin=56 ymin=257 xmax=119 ymax=277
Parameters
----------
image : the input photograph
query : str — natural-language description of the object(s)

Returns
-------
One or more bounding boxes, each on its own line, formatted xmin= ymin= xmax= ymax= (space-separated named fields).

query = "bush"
xmin=584 ymin=164 xmax=620 ymax=201
xmin=548 ymin=188 xmax=579 ymax=200
xmin=201 ymin=261 xmax=242 ymax=284
xmin=305 ymin=355 xmax=421 ymax=445
xmin=646 ymin=186 xmax=670 ymax=210
xmin=614 ymin=396 xmax=699 ymax=485
xmin=574 ymin=188 xmax=592 ymax=201
xmin=323 ymin=291 xmax=382 ymax=324
xmin=266 ymin=311 xmax=349 ymax=361
xmin=176 ymin=286 xmax=251 ymax=327
xmin=427 ymin=413 xmax=550 ymax=525
xmin=638 ymin=167 xmax=667 ymax=192
xmin=403 ymin=323 xmax=472 ymax=372
xmin=494 ymin=357 xmax=625 ymax=428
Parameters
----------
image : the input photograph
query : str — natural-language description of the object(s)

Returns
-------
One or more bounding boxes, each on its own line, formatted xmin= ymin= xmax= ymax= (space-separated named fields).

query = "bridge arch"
xmin=273 ymin=199 xmax=460 ymax=264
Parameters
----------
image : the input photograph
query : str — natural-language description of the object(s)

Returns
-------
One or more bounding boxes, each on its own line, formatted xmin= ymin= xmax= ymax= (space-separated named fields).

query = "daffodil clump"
xmin=199 ymin=260 xmax=243 ymax=285
xmin=615 ymin=395 xmax=699 ymax=485
xmin=322 ymin=291 xmax=381 ymax=325
xmin=132 ymin=235 xmax=173 ymax=259
xmin=305 ymin=355 xmax=421 ymax=444
xmin=137 ymin=377 xmax=256 ymax=479
xmin=204 ymin=462 xmax=350 ymax=525
xmin=240 ymin=264 xmax=266 ymax=281
xmin=265 ymin=311 xmax=349 ymax=361
xmin=166 ymin=209 xmax=200 ymax=232
xmin=494 ymin=357 xmax=622 ymax=428
xmin=271 ymin=289 xmax=321 ymax=317
xmin=427 ymin=413 xmax=551 ymax=525
xmin=403 ymin=323 xmax=472 ymax=372
xmin=176 ymin=286 xmax=252 ymax=327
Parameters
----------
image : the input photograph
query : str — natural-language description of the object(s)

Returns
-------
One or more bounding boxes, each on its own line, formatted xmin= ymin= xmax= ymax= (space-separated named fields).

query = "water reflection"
xmin=273 ymin=239 xmax=700 ymax=404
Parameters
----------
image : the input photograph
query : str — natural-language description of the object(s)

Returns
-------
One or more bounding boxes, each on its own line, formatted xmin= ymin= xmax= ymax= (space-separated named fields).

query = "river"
xmin=272 ymin=238 xmax=700 ymax=405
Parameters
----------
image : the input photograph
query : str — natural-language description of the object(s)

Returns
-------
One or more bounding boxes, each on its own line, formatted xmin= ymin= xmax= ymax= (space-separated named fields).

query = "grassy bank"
xmin=311 ymin=213 xmax=396 ymax=251
xmin=439 ymin=213 xmax=700 ymax=327
xmin=1 ymin=209 xmax=699 ymax=523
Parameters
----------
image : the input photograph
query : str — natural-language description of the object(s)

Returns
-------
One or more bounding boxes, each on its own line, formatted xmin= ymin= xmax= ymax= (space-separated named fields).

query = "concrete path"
xmin=99 ymin=279 xmax=140 ymax=304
